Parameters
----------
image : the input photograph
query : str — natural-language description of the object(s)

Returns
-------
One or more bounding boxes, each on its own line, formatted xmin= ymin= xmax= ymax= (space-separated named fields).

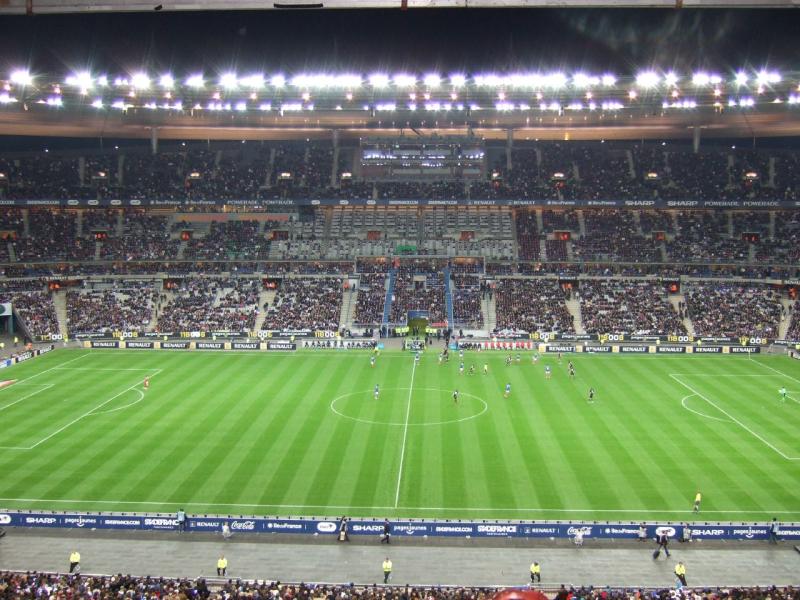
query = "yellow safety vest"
xmin=675 ymin=564 xmax=686 ymax=576
xmin=382 ymin=560 xmax=392 ymax=572
xmin=70 ymin=552 xmax=80 ymax=563
xmin=531 ymin=563 xmax=540 ymax=574
xmin=217 ymin=558 xmax=227 ymax=569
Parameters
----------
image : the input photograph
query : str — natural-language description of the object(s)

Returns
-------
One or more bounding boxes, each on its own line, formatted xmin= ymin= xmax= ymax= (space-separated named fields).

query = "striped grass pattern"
xmin=0 ymin=348 xmax=798 ymax=521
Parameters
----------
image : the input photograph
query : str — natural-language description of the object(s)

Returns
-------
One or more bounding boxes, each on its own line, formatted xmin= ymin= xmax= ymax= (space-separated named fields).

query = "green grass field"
xmin=1 ymin=348 xmax=799 ymax=522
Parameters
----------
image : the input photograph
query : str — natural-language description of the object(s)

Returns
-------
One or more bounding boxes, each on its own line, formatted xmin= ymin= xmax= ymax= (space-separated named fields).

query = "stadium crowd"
xmin=493 ymin=279 xmax=575 ymax=335
xmin=578 ymin=280 xmax=686 ymax=336
xmin=685 ymin=285 xmax=783 ymax=338
xmin=158 ymin=278 xmax=260 ymax=333
xmin=262 ymin=278 xmax=342 ymax=331
xmin=1 ymin=572 xmax=797 ymax=600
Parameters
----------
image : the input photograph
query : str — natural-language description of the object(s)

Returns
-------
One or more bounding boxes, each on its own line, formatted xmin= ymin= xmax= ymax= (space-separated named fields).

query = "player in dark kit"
xmin=588 ymin=388 xmax=595 ymax=402
xmin=453 ymin=389 xmax=460 ymax=404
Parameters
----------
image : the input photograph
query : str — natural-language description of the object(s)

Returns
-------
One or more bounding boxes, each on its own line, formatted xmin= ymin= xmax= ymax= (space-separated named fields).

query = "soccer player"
xmin=374 ymin=384 xmax=380 ymax=400
xmin=370 ymin=355 xmax=376 ymax=368
xmin=459 ymin=349 xmax=464 ymax=361
xmin=415 ymin=351 xmax=421 ymax=364
xmin=779 ymin=386 xmax=787 ymax=402
xmin=515 ymin=353 xmax=521 ymax=364
xmin=453 ymin=389 xmax=459 ymax=404
xmin=692 ymin=491 xmax=702 ymax=513
xmin=143 ymin=377 xmax=150 ymax=390
xmin=459 ymin=362 xmax=464 ymax=375
xmin=557 ymin=352 xmax=562 ymax=364
xmin=532 ymin=352 xmax=539 ymax=364
xmin=438 ymin=353 xmax=443 ymax=365
xmin=506 ymin=354 xmax=512 ymax=366
xmin=569 ymin=363 xmax=575 ymax=379
xmin=483 ymin=363 xmax=489 ymax=375
xmin=504 ymin=382 xmax=511 ymax=398
xmin=545 ymin=365 xmax=551 ymax=380
xmin=588 ymin=387 xmax=595 ymax=402
xmin=469 ymin=364 xmax=475 ymax=375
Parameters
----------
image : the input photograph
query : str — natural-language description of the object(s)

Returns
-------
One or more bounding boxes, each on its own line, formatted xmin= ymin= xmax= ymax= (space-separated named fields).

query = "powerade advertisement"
xmin=1 ymin=512 xmax=798 ymax=540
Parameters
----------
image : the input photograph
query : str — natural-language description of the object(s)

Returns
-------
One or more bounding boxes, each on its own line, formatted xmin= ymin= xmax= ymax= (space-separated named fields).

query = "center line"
xmin=394 ymin=357 xmax=417 ymax=508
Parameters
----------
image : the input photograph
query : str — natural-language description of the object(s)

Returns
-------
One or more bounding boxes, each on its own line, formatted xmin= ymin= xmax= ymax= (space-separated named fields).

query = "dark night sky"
xmin=0 ymin=8 xmax=798 ymax=76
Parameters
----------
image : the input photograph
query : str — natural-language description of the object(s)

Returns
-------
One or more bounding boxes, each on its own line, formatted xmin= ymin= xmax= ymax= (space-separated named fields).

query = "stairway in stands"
xmin=52 ymin=291 xmax=69 ymax=339
xmin=565 ymin=296 xmax=585 ymax=335
xmin=669 ymin=293 xmax=695 ymax=336
xmin=442 ymin=266 xmax=455 ymax=328
xmin=254 ymin=289 xmax=277 ymax=331
xmin=339 ymin=284 xmax=356 ymax=331
xmin=481 ymin=295 xmax=496 ymax=334
xmin=382 ymin=268 xmax=397 ymax=327
xmin=778 ymin=297 xmax=795 ymax=340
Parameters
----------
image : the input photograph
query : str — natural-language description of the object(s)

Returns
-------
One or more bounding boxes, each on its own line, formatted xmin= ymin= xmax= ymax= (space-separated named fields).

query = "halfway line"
xmin=394 ymin=357 xmax=417 ymax=508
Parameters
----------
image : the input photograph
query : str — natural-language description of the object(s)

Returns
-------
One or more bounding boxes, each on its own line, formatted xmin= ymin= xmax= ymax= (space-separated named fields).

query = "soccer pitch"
xmin=1 ymin=348 xmax=799 ymax=522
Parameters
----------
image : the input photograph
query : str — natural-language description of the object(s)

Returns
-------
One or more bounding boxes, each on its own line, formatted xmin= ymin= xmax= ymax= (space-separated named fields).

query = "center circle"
xmin=330 ymin=387 xmax=488 ymax=426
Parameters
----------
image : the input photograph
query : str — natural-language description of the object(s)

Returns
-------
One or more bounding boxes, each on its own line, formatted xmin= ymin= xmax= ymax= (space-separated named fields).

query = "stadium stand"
xmin=261 ymin=278 xmax=343 ymax=331
xmin=685 ymin=284 xmax=783 ymax=338
xmin=578 ymin=280 xmax=686 ymax=335
xmin=493 ymin=279 xmax=574 ymax=335
xmin=157 ymin=278 xmax=260 ymax=333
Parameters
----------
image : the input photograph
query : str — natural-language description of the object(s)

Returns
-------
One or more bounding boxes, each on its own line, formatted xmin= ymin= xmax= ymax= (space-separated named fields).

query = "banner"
xmin=2 ymin=197 xmax=800 ymax=209
xmin=1 ymin=510 xmax=797 ymax=541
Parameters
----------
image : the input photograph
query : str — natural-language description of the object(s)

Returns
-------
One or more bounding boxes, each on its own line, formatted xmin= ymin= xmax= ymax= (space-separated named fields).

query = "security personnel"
xmin=382 ymin=557 xmax=392 ymax=583
xmin=530 ymin=561 xmax=541 ymax=583
xmin=675 ymin=561 xmax=687 ymax=586
xmin=69 ymin=550 xmax=80 ymax=573
xmin=217 ymin=555 xmax=227 ymax=576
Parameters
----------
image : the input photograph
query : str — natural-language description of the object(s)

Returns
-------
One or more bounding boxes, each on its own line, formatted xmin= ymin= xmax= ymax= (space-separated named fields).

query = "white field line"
xmin=25 ymin=368 xmax=163 ymax=450
xmin=679 ymin=394 xmax=731 ymax=423
xmin=0 ymin=384 xmax=55 ymax=413
xmin=53 ymin=367 xmax=157 ymax=371
xmin=747 ymin=356 xmax=800 ymax=406
xmin=669 ymin=374 xmax=799 ymax=461
xmin=394 ymin=358 xmax=417 ymax=508
xmin=0 ymin=352 xmax=88 ymax=386
xmin=1 ymin=496 xmax=800 ymax=515
xmin=90 ymin=388 xmax=146 ymax=415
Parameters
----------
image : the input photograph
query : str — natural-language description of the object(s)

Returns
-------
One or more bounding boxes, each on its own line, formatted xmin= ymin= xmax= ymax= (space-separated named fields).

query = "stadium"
xmin=0 ymin=0 xmax=799 ymax=597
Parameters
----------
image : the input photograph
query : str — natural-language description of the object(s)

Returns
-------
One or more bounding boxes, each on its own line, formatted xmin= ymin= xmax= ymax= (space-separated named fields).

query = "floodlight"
xmin=664 ymin=72 xmax=678 ymax=86
xmin=393 ymin=73 xmax=416 ymax=87
xmin=159 ymin=74 xmax=174 ymax=89
xmin=46 ymin=96 xmax=62 ymax=106
xmin=423 ymin=73 xmax=441 ymax=88
xmin=111 ymin=100 xmax=127 ymax=110
xmin=572 ymin=73 xmax=599 ymax=88
xmin=544 ymin=72 xmax=567 ymax=89
xmin=131 ymin=72 xmax=151 ymax=89
xmin=235 ymin=101 xmax=247 ymax=112
xmin=375 ymin=102 xmax=396 ymax=111
xmin=172 ymin=101 xmax=183 ymax=111
xmin=0 ymin=93 xmax=16 ymax=104
xmin=259 ymin=102 xmax=272 ymax=111
xmin=67 ymin=71 xmax=93 ymax=88
xmin=756 ymin=70 xmax=781 ymax=85
xmin=601 ymin=74 xmax=617 ymax=86
xmin=636 ymin=71 xmax=660 ymax=88
xmin=474 ymin=73 xmax=503 ymax=87
xmin=495 ymin=101 xmax=514 ymax=111
xmin=91 ymin=98 xmax=104 ymax=108
xmin=186 ymin=74 xmax=204 ymax=88
xmin=220 ymin=73 xmax=239 ymax=89
xmin=335 ymin=74 xmax=362 ymax=88
xmin=449 ymin=73 xmax=467 ymax=87
xmin=692 ymin=72 xmax=710 ymax=86
xmin=144 ymin=101 xmax=157 ymax=110
xmin=270 ymin=74 xmax=286 ymax=87
xmin=10 ymin=69 xmax=32 ymax=86
xmin=734 ymin=72 xmax=749 ymax=86
xmin=369 ymin=73 xmax=390 ymax=88
xmin=97 ymin=75 xmax=108 ymax=87
xmin=240 ymin=74 xmax=265 ymax=89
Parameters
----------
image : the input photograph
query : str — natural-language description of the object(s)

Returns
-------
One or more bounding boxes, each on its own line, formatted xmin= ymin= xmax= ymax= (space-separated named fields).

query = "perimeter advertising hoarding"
xmin=1 ymin=512 xmax=797 ymax=541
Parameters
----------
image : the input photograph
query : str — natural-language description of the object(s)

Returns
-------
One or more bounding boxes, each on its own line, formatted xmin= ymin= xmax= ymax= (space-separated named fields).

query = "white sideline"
xmin=669 ymin=374 xmax=800 ymax=461
xmin=394 ymin=358 xmax=417 ymax=508
xmin=748 ymin=356 xmax=800 ymax=405
xmin=0 ymin=352 xmax=88 ymax=386
xmin=0 ymin=383 xmax=55 ymax=413
xmin=1 ymin=496 xmax=800 ymax=515
xmin=7 ymin=368 xmax=163 ymax=450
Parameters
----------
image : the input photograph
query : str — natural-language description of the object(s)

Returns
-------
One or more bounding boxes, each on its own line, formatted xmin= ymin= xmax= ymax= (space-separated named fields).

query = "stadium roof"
xmin=0 ymin=0 xmax=798 ymax=13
